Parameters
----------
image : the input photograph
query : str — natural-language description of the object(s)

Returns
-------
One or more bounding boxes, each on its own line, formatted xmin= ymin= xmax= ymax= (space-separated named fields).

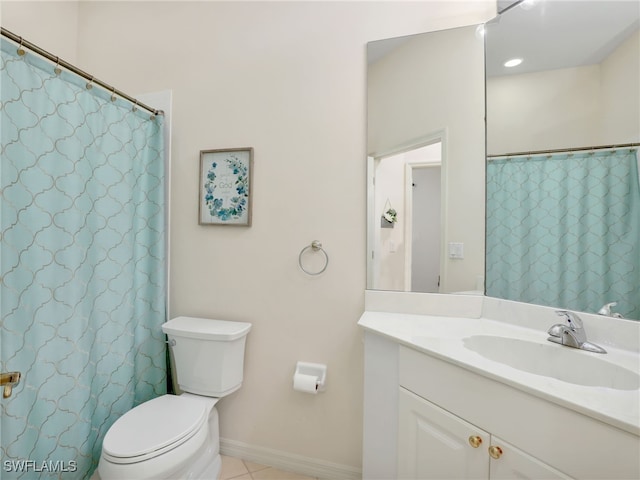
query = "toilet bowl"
xmin=97 ymin=317 xmax=251 ymax=480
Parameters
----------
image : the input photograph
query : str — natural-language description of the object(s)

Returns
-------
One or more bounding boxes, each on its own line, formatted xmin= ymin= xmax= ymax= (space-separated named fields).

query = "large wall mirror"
xmin=485 ymin=0 xmax=640 ymax=319
xmin=366 ymin=25 xmax=486 ymax=294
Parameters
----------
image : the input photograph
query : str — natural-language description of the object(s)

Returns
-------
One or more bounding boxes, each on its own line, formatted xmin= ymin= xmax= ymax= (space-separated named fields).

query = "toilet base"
xmin=190 ymin=451 xmax=222 ymax=480
xmin=95 ymin=451 xmax=221 ymax=480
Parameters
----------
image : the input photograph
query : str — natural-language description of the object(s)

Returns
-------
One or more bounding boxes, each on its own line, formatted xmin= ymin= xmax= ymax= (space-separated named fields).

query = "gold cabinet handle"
xmin=468 ymin=435 xmax=483 ymax=448
xmin=489 ymin=445 xmax=503 ymax=459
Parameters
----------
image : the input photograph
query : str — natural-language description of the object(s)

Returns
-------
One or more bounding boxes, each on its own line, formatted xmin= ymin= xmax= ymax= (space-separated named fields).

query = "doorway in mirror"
xmin=410 ymin=162 xmax=441 ymax=293
xmin=369 ymin=141 xmax=442 ymax=292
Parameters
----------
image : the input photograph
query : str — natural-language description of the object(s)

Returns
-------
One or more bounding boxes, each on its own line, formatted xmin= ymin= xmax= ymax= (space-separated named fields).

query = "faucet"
xmin=597 ymin=302 xmax=624 ymax=318
xmin=547 ymin=310 xmax=606 ymax=354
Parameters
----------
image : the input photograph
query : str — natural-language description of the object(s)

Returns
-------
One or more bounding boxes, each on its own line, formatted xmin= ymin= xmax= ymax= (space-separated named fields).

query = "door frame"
xmin=367 ymin=129 xmax=448 ymax=292
xmin=404 ymin=160 xmax=442 ymax=292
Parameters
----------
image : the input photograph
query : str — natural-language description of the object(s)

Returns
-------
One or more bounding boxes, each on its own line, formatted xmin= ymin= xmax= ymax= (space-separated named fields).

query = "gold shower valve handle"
xmin=489 ymin=445 xmax=503 ymax=459
xmin=1 ymin=371 xmax=22 ymax=399
xmin=468 ymin=435 xmax=482 ymax=448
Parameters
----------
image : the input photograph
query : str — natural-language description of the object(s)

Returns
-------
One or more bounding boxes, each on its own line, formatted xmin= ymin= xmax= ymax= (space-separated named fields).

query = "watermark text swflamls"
xmin=3 ymin=459 xmax=78 ymax=473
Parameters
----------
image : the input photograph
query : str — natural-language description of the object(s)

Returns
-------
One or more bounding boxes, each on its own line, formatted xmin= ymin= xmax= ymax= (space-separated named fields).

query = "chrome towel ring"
xmin=298 ymin=240 xmax=329 ymax=276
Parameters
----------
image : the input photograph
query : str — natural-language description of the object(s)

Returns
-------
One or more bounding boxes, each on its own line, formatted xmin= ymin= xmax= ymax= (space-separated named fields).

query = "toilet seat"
xmin=102 ymin=395 xmax=208 ymax=464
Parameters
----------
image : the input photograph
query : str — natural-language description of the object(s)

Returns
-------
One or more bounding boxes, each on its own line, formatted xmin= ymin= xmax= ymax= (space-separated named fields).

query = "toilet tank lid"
xmin=162 ymin=316 xmax=252 ymax=341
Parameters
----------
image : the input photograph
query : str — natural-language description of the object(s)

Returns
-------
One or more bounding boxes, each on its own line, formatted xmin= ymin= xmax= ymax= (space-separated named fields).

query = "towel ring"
xmin=298 ymin=240 xmax=329 ymax=276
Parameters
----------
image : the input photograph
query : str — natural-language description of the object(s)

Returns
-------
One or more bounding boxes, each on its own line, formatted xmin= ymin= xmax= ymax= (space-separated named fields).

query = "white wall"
xmin=1 ymin=1 xmax=495 ymax=472
xmin=601 ymin=30 xmax=640 ymax=144
xmin=0 ymin=1 xmax=79 ymax=61
xmin=487 ymin=29 xmax=640 ymax=155
xmin=374 ymin=154 xmax=407 ymax=291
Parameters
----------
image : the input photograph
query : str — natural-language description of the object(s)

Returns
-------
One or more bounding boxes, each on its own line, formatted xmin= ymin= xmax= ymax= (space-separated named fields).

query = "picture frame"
xmin=199 ymin=148 xmax=253 ymax=226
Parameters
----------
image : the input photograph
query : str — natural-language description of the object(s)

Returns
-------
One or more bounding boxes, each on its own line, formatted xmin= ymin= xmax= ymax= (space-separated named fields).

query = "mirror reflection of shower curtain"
xmin=1 ymin=39 xmax=166 ymax=478
xmin=486 ymin=148 xmax=640 ymax=319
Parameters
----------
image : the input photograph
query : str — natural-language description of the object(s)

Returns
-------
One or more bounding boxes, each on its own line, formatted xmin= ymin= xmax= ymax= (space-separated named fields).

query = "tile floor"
xmin=220 ymin=455 xmax=318 ymax=480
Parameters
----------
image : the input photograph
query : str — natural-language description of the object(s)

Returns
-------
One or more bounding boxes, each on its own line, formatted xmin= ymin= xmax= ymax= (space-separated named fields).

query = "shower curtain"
xmin=486 ymin=148 xmax=640 ymax=320
xmin=1 ymin=38 xmax=166 ymax=478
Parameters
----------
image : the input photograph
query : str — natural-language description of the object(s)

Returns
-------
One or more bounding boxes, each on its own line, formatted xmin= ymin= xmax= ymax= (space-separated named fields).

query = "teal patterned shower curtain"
xmin=1 ymin=38 xmax=166 ymax=478
xmin=486 ymin=148 xmax=640 ymax=320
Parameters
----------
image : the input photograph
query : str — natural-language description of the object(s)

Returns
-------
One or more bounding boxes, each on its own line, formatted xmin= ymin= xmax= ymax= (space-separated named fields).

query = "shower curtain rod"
xmin=1 ymin=27 xmax=163 ymax=117
xmin=487 ymin=142 xmax=640 ymax=160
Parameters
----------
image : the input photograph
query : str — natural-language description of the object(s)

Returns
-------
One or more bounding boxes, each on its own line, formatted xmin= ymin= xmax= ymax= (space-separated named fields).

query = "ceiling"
xmin=486 ymin=0 xmax=640 ymax=77
xmin=368 ymin=1 xmax=639 ymax=78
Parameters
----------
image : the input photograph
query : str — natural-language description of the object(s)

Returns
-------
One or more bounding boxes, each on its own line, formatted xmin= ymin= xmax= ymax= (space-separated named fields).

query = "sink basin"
xmin=463 ymin=335 xmax=640 ymax=390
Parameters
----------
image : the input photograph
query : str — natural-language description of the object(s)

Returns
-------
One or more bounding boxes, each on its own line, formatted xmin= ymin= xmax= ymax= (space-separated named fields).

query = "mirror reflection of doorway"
xmin=369 ymin=140 xmax=442 ymax=292
xmin=409 ymin=164 xmax=441 ymax=292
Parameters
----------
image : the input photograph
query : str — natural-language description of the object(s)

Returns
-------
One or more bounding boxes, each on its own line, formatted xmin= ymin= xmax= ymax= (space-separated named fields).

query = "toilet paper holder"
xmin=293 ymin=361 xmax=327 ymax=392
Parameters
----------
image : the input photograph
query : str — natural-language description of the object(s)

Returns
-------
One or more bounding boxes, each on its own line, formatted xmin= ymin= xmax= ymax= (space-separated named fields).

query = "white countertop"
xmin=358 ymin=310 xmax=640 ymax=436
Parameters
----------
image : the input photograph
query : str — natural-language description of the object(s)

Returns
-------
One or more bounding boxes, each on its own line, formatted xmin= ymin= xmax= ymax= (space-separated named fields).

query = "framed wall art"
xmin=199 ymin=148 xmax=253 ymax=226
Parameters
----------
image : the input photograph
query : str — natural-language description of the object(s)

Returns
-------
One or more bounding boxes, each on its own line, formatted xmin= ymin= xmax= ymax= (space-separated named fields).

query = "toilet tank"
xmin=162 ymin=316 xmax=252 ymax=397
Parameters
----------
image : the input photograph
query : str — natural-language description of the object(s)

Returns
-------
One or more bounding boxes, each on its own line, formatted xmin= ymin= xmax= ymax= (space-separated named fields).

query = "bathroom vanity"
xmin=359 ymin=292 xmax=640 ymax=480
xmin=363 ymin=2 xmax=640 ymax=477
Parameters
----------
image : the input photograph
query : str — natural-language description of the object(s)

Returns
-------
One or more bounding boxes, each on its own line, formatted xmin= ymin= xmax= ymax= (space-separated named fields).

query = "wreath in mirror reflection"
xmin=203 ymin=155 xmax=248 ymax=221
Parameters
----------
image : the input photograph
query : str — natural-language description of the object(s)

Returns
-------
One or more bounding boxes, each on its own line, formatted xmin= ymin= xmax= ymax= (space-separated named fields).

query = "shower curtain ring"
xmin=54 ymin=57 xmax=62 ymax=75
xmin=86 ymin=76 xmax=94 ymax=90
xmin=110 ymin=87 xmax=117 ymax=102
xmin=17 ymin=38 xmax=26 ymax=56
xmin=132 ymin=100 xmax=139 ymax=112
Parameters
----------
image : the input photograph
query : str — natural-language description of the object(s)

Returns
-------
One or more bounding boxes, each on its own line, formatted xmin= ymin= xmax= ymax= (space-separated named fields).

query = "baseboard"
xmin=220 ymin=437 xmax=362 ymax=480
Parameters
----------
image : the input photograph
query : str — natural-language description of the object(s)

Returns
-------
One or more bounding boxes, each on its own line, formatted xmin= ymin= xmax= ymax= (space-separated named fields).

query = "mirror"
xmin=367 ymin=25 xmax=485 ymax=294
xmin=485 ymin=1 xmax=640 ymax=319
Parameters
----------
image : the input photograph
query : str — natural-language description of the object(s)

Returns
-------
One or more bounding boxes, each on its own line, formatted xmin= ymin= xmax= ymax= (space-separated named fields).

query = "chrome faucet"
xmin=597 ymin=302 xmax=624 ymax=318
xmin=547 ymin=310 xmax=607 ymax=354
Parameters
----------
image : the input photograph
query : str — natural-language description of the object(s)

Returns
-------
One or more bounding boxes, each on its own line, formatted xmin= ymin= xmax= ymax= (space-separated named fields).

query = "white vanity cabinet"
xmin=360 ymin=326 xmax=639 ymax=480
xmin=398 ymin=386 xmax=570 ymax=479
xmin=398 ymin=386 xmax=489 ymax=479
xmin=397 ymin=345 xmax=639 ymax=480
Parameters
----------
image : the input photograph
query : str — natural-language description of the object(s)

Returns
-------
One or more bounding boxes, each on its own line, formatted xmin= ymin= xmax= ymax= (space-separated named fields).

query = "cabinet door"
xmin=398 ymin=387 xmax=489 ymax=479
xmin=489 ymin=436 xmax=573 ymax=480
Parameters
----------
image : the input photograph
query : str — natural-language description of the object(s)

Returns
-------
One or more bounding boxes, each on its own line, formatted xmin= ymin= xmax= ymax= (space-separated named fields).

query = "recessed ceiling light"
xmin=504 ymin=58 xmax=523 ymax=68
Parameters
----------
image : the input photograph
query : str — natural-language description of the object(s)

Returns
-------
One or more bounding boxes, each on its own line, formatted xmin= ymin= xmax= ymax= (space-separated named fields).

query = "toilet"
xmin=97 ymin=316 xmax=251 ymax=480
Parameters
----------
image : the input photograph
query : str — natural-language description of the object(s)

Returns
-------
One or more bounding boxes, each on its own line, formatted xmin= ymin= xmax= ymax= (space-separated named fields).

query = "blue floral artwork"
xmin=200 ymin=149 xmax=252 ymax=225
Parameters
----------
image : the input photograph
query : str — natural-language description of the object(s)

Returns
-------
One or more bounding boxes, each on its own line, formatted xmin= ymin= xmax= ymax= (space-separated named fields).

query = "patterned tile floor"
xmin=220 ymin=455 xmax=317 ymax=480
